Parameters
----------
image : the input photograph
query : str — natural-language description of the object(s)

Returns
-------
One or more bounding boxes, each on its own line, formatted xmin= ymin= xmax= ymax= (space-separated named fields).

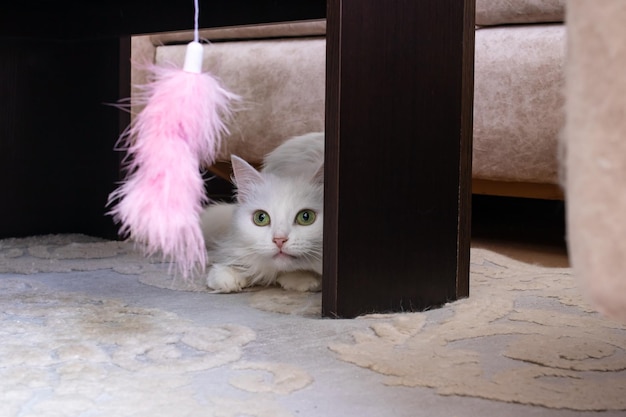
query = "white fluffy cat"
xmin=201 ymin=132 xmax=324 ymax=293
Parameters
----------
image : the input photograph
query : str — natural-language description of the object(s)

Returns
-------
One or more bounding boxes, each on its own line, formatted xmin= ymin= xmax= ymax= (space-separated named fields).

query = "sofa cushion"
xmin=476 ymin=0 xmax=565 ymax=26
xmin=473 ymin=24 xmax=565 ymax=184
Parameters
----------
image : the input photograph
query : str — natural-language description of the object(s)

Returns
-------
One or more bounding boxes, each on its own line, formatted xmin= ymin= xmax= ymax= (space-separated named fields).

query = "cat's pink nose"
xmin=273 ymin=237 xmax=288 ymax=249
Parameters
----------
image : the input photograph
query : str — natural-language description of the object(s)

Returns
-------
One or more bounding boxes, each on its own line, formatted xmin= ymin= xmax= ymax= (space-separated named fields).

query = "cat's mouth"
xmin=273 ymin=251 xmax=298 ymax=260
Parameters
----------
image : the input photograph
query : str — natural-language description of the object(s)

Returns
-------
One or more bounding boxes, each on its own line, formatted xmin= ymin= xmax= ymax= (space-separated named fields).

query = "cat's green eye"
xmin=253 ymin=210 xmax=271 ymax=226
xmin=295 ymin=209 xmax=316 ymax=226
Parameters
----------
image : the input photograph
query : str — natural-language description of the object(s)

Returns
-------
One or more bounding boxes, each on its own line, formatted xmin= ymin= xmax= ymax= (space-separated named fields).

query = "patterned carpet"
xmin=1 ymin=234 xmax=625 ymax=416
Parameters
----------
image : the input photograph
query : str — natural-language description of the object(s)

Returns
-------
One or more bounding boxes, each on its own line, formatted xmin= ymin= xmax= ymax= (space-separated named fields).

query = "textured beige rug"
xmin=1 ymin=234 xmax=625 ymax=416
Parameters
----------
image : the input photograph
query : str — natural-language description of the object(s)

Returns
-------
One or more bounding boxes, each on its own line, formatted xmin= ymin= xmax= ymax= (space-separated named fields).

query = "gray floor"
xmin=3 ymin=264 xmax=623 ymax=417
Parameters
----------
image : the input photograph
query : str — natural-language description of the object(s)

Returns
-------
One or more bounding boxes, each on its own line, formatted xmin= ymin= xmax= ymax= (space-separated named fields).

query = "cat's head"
xmin=229 ymin=155 xmax=323 ymax=273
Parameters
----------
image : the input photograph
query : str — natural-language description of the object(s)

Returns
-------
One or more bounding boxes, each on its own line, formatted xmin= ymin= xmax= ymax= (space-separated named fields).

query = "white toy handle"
xmin=183 ymin=0 xmax=203 ymax=74
xmin=183 ymin=41 xmax=204 ymax=74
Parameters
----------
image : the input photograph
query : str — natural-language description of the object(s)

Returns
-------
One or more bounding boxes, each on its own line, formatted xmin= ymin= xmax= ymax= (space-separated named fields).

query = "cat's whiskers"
xmin=301 ymin=248 xmax=322 ymax=265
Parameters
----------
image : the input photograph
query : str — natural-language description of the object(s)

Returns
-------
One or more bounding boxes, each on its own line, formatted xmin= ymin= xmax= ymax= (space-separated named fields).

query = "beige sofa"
xmin=565 ymin=0 xmax=626 ymax=322
xmin=132 ymin=0 xmax=566 ymax=200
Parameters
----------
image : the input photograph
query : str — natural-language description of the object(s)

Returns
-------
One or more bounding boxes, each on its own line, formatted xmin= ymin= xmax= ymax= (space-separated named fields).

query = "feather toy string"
xmin=108 ymin=0 xmax=239 ymax=277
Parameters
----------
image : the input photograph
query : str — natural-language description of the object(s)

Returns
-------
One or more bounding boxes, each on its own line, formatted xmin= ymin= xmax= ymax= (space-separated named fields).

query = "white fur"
xmin=277 ymin=270 xmax=322 ymax=292
xmin=263 ymin=132 xmax=325 ymax=179
xmin=203 ymin=133 xmax=324 ymax=292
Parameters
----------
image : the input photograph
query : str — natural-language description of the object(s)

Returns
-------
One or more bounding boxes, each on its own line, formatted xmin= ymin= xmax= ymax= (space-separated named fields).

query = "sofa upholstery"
xmin=564 ymin=0 xmax=626 ymax=322
xmin=473 ymin=24 xmax=564 ymax=191
xmin=131 ymin=0 xmax=566 ymax=199
xmin=473 ymin=0 xmax=565 ymax=198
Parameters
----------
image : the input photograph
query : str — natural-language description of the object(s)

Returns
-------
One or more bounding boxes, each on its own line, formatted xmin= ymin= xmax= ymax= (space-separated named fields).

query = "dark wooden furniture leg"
xmin=323 ymin=0 xmax=475 ymax=317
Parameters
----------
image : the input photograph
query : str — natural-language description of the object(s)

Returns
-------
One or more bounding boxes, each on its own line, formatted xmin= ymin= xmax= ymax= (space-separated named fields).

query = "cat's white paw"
xmin=277 ymin=271 xmax=322 ymax=292
xmin=207 ymin=264 xmax=248 ymax=293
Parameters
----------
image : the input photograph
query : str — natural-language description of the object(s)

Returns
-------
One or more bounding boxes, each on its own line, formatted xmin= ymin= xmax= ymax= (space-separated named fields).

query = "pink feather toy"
xmin=109 ymin=1 xmax=239 ymax=277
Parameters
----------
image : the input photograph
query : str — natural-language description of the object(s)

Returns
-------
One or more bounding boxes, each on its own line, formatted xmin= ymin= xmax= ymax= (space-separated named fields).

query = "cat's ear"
xmin=311 ymin=162 xmax=324 ymax=185
xmin=231 ymin=155 xmax=263 ymax=203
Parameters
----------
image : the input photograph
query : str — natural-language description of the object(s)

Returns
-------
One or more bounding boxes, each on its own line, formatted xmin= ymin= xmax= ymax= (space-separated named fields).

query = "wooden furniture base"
xmin=473 ymin=179 xmax=564 ymax=200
